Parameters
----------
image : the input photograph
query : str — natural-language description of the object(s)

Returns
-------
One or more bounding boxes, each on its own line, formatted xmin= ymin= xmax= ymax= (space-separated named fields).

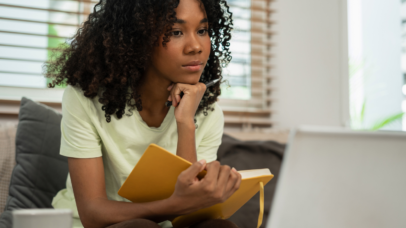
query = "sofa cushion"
xmin=0 ymin=97 xmax=68 ymax=228
xmin=0 ymin=123 xmax=17 ymax=214
xmin=217 ymin=134 xmax=285 ymax=228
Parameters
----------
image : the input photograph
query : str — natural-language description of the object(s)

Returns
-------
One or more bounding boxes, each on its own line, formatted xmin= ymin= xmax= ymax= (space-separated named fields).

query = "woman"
xmin=45 ymin=0 xmax=241 ymax=227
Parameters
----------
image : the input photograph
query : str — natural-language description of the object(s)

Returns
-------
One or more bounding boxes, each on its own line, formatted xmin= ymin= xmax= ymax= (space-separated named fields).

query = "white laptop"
xmin=266 ymin=126 xmax=406 ymax=228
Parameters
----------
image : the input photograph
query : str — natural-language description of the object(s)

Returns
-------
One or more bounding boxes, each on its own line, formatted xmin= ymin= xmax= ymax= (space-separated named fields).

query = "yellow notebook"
xmin=117 ymin=143 xmax=274 ymax=228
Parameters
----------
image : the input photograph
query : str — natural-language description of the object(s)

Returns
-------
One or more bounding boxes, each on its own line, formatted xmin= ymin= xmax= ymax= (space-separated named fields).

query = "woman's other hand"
xmin=167 ymin=82 xmax=206 ymax=125
xmin=168 ymin=160 xmax=242 ymax=215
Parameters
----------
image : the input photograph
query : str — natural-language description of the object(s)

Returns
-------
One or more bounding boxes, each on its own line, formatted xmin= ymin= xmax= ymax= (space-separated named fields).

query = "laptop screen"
xmin=267 ymin=126 xmax=406 ymax=228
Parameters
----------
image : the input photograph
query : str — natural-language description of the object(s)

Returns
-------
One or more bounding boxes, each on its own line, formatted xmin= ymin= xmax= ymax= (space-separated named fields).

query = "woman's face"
xmin=149 ymin=0 xmax=211 ymax=85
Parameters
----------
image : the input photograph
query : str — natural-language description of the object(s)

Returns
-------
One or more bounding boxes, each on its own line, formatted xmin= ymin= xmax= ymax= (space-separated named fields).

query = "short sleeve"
xmin=60 ymin=86 xmax=102 ymax=158
xmin=196 ymin=103 xmax=224 ymax=163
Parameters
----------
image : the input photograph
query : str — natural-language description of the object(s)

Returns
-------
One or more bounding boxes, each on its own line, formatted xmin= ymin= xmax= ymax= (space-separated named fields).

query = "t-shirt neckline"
xmin=134 ymin=105 xmax=174 ymax=131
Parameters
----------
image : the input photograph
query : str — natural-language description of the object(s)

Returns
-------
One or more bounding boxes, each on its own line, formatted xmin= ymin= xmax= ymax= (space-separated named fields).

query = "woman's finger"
xmin=172 ymin=93 xmax=177 ymax=107
xmin=217 ymin=165 xmax=231 ymax=198
xmin=176 ymin=94 xmax=181 ymax=105
xmin=232 ymin=170 xmax=242 ymax=194
xmin=172 ymin=84 xmax=185 ymax=107
xmin=224 ymin=169 xmax=238 ymax=196
xmin=167 ymin=83 xmax=174 ymax=91
xmin=171 ymin=85 xmax=178 ymax=107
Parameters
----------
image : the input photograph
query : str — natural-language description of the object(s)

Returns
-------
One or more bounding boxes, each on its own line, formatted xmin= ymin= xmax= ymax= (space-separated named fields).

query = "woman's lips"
xmin=182 ymin=60 xmax=203 ymax=72
xmin=182 ymin=65 xmax=202 ymax=71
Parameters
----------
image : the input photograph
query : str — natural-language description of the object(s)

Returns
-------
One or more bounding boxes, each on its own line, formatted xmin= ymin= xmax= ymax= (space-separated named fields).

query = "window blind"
xmin=0 ymin=0 xmax=95 ymax=88
xmin=220 ymin=0 xmax=273 ymax=129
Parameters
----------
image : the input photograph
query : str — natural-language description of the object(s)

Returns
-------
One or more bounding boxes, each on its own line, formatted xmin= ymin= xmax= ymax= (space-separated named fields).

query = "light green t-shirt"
xmin=51 ymin=85 xmax=224 ymax=228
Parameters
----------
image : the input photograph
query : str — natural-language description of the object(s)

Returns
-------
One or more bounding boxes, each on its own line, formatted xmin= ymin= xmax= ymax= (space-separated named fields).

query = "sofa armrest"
xmin=0 ymin=122 xmax=17 ymax=214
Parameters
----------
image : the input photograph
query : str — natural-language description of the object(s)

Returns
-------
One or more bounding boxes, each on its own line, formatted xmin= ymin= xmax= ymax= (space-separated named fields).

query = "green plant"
xmin=46 ymin=24 xmax=67 ymax=88
xmin=370 ymin=112 xmax=405 ymax=130
xmin=349 ymin=58 xmax=404 ymax=130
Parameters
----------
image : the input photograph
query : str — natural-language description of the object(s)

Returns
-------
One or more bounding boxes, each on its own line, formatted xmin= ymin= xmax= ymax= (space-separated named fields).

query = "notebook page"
xmin=238 ymin=168 xmax=271 ymax=179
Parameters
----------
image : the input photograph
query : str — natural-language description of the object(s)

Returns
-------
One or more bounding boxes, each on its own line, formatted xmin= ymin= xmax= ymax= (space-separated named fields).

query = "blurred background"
xmin=0 ymin=0 xmax=405 ymax=137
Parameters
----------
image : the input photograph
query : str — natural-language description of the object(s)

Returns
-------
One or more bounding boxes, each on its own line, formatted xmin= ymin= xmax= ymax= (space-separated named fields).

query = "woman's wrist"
xmin=176 ymin=120 xmax=197 ymax=163
xmin=176 ymin=119 xmax=195 ymax=128
xmin=162 ymin=195 xmax=189 ymax=217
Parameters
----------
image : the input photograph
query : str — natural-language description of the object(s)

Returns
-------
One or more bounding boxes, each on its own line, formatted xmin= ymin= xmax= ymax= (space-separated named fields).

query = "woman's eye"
xmin=198 ymin=29 xmax=208 ymax=35
xmin=172 ymin=31 xmax=182 ymax=36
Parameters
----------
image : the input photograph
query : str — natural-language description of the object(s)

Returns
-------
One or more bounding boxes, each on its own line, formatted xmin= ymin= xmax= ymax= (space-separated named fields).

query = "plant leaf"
xmin=371 ymin=112 xmax=405 ymax=130
xmin=360 ymin=99 xmax=366 ymax=123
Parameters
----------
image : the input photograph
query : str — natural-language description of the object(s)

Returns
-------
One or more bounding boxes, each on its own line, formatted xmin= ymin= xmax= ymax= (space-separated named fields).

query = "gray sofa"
xmin=0 ymin=97 xmax=285 ymax=228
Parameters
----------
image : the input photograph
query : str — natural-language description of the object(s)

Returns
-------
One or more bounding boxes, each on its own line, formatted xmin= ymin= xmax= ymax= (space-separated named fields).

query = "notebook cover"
xmin=117 ymin=143 xmax=274 ymax=227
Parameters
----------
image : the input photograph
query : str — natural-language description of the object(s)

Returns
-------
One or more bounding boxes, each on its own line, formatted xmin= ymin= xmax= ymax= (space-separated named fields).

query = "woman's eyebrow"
xmin=175 ymin=18 xmax=208 ymax=24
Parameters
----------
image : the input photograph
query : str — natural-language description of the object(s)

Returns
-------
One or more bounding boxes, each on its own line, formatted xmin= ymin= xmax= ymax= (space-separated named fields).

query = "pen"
xmin=165 ymin=78 xmax=221 ymax=107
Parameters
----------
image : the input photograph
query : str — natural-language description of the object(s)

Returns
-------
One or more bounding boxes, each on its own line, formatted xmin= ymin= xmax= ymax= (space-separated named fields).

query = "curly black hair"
xmin=44 ymin=0 xmax=233 ymax=123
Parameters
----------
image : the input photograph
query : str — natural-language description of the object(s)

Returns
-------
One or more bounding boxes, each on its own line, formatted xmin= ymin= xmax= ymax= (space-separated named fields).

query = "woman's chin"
xmin=178 ymin=75 xmax=202 ymax=85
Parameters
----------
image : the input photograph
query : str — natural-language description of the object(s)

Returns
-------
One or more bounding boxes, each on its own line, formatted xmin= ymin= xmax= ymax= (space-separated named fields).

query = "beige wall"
xmin=270 ymin=0 xmax=350 ymax=129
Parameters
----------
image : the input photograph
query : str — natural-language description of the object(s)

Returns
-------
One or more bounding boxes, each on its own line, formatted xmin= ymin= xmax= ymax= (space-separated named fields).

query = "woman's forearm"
xmin=81 ymin=197 xmax=180 ymax=228
xmin=176 ymin=121 xmax=197 ymax=163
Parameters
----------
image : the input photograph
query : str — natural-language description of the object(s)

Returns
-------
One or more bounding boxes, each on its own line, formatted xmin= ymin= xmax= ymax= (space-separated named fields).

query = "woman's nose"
xmin=184 ymin=34 xmax=203 ymax=54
